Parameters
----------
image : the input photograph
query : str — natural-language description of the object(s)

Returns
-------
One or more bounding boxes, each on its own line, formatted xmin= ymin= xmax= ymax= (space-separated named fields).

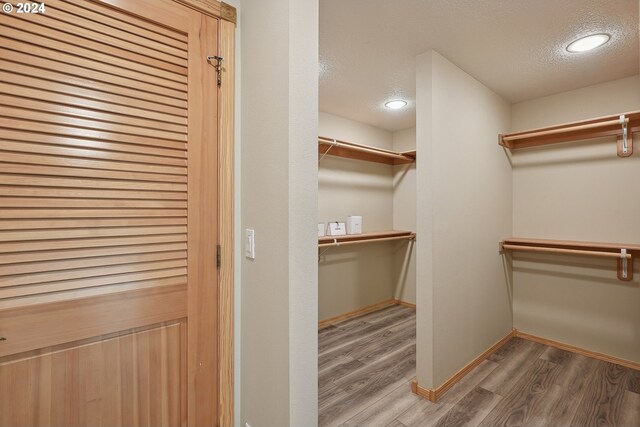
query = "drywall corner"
xmin=416 ymin=50 xmax=513 ymax=388
xmin=288 ymin=0 xmax=319 ymax=425
xmin=240 ymin=0 xmax=318 ymax=426
xmin=415 ymin=50 xmax=435 ymax=388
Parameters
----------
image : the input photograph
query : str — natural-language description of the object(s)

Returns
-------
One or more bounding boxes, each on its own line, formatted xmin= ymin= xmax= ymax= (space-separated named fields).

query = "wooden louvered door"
xmin=0 ymin=0 xmax=222 ymax=426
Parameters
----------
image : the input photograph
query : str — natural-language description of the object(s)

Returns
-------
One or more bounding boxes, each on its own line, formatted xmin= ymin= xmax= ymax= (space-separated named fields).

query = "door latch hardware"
xmin=207 ymin=55 xmax=224 ymax=87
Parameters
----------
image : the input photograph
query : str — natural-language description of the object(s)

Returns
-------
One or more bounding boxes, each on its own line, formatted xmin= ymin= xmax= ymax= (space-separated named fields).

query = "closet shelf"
xmin=319 ymin=230 xmax=416 ymax=248
xmin=499 ymin=110 xmax=640 ymax=157
xmin=500 ymin=237 xmax=639 ymax=281
xmin=318 ymin=136 xmax=416 ymax=165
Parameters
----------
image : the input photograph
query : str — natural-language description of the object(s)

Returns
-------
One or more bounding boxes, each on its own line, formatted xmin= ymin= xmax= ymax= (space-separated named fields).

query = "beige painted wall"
xmin=511 ymin=74 xmax=640 ymax=363
xmin=318 ymin=112 xmax=396 ymax=320
xmin=416 ymin=50 xmax=513 ymax=387
xmin=393 ymin=127 xmax=417 ymax=304
xmin=240 ymin=0 xmax=318 ymax=426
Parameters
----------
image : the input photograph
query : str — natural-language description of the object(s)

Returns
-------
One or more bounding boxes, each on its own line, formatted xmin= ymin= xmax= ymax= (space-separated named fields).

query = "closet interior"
xmin=317 ymin=114 xmax=417 ymax=321
xmin=317 ymin=112 xmax=419 ymax=425
xmin=317 ymin=1 xmax=640 ymax=424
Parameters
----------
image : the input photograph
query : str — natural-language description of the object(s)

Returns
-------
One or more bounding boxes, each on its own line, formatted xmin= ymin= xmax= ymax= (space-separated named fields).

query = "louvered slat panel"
xmin=46 ymin=0 xmax=188 ymax=59
xmin=0 ymin=209 xmax=187 ymax=219
xmin=0 ymin=175 xmax=187 ymax=192
xmin=1 ymin=267 xmax=188 ymax=298
xmin=0 ymin=21 xmax=188 ymax=84
xmin=0 ymin=226 xmax=187 ymax=242
xmin=62 ymin=0 xmax=189 ymax=44
xmin=0 ymin=117 xmax=187 ymax=150
xmin=0 ymin=217 xmax=187 ymax=230
xmin=0 ymin=163 xmax=187 ymax=183
xmin=0 ymin=53 xmax=188 ymax=111
xmin=0 ymin=198 xmax=187 ymax=209
xmin=0 ymin=186 xmax=186 ymax=200
xmin=0 ymin=128 xmax=186 ymax=159
xmin=0 ymin=108 xmax=187 ymax=142
xmin=0 ymin=0 xmax=189 ymax=316
xmin=0 ymin=243 xmax=188 ymax=265
xmin=0 ymin=152 xmax=187 ymax=175
xmin=0 ymin=39 xmax=188 ymax=98
xmin=0 ymin=234 xmax=186 ymax=256
xmin=0 ymin=276 xmax=188 ymax=310
xmin=3 ymin=13 xmax=188 ymax=72
xmin=1 ymin=252 xmax=187 ymax=278
xmin=0 ymin=94 xmax=187 ymax=134
xmin=0 ymin=141 xmax=186 ymax=167
xmin=0 ymin=259 xmax=187 ymax=288
xmin=23 ymin=6 xmax=187 ymax=63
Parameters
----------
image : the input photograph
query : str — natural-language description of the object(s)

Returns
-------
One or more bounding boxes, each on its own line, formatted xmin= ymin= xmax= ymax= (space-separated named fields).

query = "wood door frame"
xmin=173 ymin=1 xmax=236 ymax=425
xmin=177 ymin=2 xmax=236 ymax=425
xmin=217 ymin=14 xmax=236 ymax=427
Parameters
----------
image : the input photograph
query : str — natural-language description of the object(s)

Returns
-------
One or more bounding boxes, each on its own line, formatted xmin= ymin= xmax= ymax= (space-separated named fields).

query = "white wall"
xmin=240 ymin=1 xmax=318 ymax=426
xmin=511 ymin=74 xmax=640 ymax=363
xmin=416 ymin=50 xmax=513 ymax=387
xmin=393 ymin=128 xmax=417 ymax=304
xmin=318 ymin=112 xmax=396 ymax=320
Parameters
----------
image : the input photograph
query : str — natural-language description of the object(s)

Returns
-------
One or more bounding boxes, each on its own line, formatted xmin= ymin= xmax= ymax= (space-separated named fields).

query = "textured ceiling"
xmin=319 ymin=0 xmax=640 ymax=131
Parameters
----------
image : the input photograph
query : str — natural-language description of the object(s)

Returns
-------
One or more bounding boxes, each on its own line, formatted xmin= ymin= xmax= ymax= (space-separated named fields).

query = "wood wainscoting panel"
xmin=0 ymin=320 xmax=187 ymax=427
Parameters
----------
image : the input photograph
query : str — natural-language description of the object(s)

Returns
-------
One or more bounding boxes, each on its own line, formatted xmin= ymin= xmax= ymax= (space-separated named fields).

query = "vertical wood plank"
xmin=219 ymin=17 xmax=236 ymax=427
xmin=187 ymin=10 xmax=220 ymax=427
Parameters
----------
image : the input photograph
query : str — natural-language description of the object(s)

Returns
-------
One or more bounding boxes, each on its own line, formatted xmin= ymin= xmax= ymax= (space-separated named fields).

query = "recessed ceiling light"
xmin=566 ymin=33 xmax=610 ymax=53
xmin=385 ymin=100 xmax=407 ymax=109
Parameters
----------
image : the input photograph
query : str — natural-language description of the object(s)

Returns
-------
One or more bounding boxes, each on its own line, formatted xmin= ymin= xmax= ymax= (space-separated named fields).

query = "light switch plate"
xmin=245 ymin=229 xmax=255 ymax=259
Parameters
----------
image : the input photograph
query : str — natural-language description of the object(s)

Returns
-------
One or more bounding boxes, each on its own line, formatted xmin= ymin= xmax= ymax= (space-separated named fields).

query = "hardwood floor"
xmin=318 ymin=305 xmax=640 ymax=427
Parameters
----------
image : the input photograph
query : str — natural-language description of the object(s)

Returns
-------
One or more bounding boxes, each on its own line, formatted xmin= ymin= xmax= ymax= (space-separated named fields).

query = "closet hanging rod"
xmin=318 ymin=234 xmax=416 ymax=248
xmin=500 ymin=237 xmax=638 ymax=281
xmin=499 ymin=110 xmax=640 ymax=157
xmin=501 ymin=118 xmax=628 ymax=143
xmin=319 ymin=136 xmax=403 ymax=156
xmin=318 ymin=138 xmax=411 ymax=161
xmin=501 ymin=244 xmax=631 ymax=259
xmin=318 ymin=137 xmax=416 ymax=165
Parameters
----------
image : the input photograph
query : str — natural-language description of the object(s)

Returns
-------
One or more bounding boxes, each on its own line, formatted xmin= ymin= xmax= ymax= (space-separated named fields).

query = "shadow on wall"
xmin=512 ymin=253 xmax=639 ymax=289
xmin=501 ymin=254 xmax=514 ymax=322
xmin=510 ymin=136 xmax=628 ymax=169
xmin=393 ymin=241 xmax=414 ymax=301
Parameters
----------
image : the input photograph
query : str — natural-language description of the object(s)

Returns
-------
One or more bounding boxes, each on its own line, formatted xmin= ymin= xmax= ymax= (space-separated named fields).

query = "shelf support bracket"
xmin=617 ymin=115 xmax=633 ymax=157
xmin=319 ymin=139 xmax=336 ymax=163
xmin=617 ymin=248 xmax=632 ymax=281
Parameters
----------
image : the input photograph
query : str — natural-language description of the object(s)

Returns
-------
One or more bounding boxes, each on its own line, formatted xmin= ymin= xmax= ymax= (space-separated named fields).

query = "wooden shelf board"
xmin=499 ymin=110 xmax=640 ymax=150
xmin=318 ymin=138 xmax=416 ymax=165
xmin=502 ymin=237 xmax=640 ymax=255
xmin=319 ymin=230 xmax=415 ymax=245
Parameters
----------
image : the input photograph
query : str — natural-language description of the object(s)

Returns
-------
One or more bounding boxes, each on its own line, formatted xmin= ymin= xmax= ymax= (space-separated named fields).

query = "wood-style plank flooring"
xmin=318 ymin=305 xmax=640 ymax=427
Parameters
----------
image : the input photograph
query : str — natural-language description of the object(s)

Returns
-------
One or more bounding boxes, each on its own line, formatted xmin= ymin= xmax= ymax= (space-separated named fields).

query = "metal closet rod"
xmin=318 ymin=234 xmax=416 ymax=248
xmin=318 ymin=137 xmax=413 ymax=161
